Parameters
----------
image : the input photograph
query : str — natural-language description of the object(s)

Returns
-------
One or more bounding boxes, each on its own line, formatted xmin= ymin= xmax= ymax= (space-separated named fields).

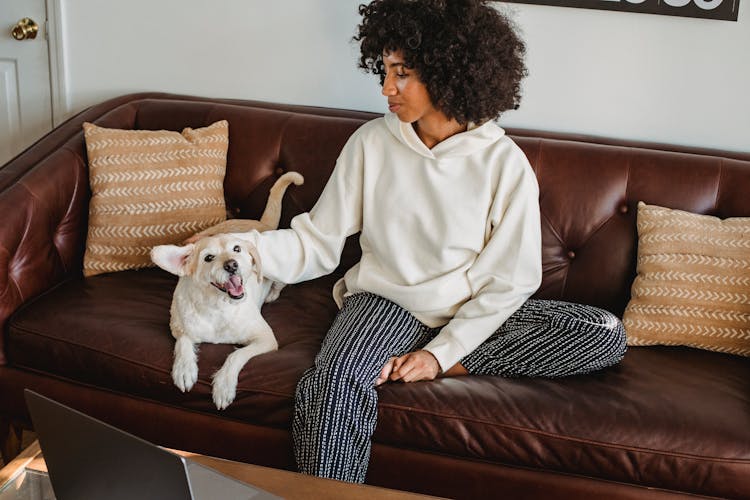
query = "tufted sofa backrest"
xmin=133 ymin=98 xmax=750 ymax=316
xmin=2 ymin=93 xmax=749 ymax=365
xmin=513 ymin=137 xmax=750 ymax=314
xmin=133 ymin=99 xmax=368 ymax=223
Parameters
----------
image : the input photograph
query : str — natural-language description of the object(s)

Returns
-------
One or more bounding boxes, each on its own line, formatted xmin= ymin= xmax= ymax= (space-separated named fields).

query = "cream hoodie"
xmin=240 ymin=113 xmax=542 ymax=371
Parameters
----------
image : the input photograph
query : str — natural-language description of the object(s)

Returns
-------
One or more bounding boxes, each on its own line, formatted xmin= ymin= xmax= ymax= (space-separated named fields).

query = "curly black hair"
xmin=354 ymin=0 xmax=527 ymax=124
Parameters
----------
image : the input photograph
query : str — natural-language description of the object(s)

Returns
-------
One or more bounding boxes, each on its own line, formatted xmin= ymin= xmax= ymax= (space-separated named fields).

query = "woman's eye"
xmin=396 ymin=72 xmax=407 ymax=78
xmin=233 ymin=245 xmax=241 ymax=253
xmin=204 ymin=254 xmax=214 ymax=262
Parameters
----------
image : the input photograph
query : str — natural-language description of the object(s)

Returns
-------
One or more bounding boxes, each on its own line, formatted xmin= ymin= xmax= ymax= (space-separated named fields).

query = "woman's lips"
xmin=388 ymin=103 xmax=401 ymax=112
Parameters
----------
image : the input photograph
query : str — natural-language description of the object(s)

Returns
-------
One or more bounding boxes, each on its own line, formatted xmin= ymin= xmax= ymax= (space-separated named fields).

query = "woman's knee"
xmin=306 ymin=354 xmax=380 ymax=393
xmin=582 ymin=309 xmax=627 ymax=363
xmin=592 ymin=317 xmax=627 ymax=366
xmin=550 ymin=303 xmax=626 ymax=355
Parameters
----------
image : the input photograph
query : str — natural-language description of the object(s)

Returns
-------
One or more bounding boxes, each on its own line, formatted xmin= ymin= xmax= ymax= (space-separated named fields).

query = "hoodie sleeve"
xmin=422 ymin=156 xmax=542 ymax=372
xmin=236 ymin=130 xmax=364 ymax=284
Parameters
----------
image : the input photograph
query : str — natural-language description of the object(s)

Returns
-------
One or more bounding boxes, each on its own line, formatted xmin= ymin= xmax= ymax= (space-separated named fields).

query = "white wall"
xmin=59 ymin=0 xmax=749 ymax=152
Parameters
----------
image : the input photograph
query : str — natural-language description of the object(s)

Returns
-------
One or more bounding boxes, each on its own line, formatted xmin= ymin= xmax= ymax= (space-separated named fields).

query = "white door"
xmin=0 ymin=0 xmax=52 ymax=165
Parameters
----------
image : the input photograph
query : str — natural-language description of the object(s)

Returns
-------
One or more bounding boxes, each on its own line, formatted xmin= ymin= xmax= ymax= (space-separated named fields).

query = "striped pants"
xmin=292 ymin=292 xmax=626 ymax=483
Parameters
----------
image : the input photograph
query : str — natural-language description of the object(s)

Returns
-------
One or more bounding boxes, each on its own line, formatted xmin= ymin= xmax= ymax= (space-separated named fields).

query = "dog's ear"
xmin=246 ymin=244 xmax=263 ymax=283
xmin=151 ymin=244 xmax=194 ymax=276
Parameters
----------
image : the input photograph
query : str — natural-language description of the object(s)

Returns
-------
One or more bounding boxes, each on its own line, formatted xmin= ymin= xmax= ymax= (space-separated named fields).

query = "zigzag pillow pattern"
xmin=83 ymin=121 xmax=228 ymax=277
xmin=623 ymin=202 xmax=750 ymax=357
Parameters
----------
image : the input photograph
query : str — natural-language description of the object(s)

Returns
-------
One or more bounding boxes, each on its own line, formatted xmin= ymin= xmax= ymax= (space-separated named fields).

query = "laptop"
xmin=24 ymin=389 xmax=281 ymax=500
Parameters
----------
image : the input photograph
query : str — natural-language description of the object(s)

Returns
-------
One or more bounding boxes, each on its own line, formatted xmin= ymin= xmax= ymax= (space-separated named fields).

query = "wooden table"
xmin=0 ymin=441 xmax=442 ymax=499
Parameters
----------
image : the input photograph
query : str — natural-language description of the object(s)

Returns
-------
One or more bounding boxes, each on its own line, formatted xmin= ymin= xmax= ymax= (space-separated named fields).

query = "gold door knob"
xmin=11 ymin=18 xmax=39 ymax=41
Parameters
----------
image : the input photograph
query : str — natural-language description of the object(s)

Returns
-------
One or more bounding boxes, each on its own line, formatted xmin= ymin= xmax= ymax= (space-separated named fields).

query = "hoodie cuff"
xmin=422 ymin=337 xmax=468 ymax=374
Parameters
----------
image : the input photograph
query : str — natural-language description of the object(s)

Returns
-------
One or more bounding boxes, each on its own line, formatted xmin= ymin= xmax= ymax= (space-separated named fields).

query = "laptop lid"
xmin=24 ymin=389 xmax=280 ymax=500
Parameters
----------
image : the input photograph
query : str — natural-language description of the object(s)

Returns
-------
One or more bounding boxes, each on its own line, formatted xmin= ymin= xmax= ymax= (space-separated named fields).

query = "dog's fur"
xmin=151 ymin=172 xmax=303 ymax=409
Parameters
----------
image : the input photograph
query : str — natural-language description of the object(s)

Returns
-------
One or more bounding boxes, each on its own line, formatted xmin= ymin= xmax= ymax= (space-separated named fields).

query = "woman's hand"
xmin=382 ymin=350 xmax=441 ymax=384
xmin=375 ymin=357 xmax=397 ymax=386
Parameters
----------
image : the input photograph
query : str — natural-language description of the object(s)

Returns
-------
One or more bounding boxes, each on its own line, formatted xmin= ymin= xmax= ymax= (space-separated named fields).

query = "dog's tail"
xmin=259 ymin=171 xmax=304 ymax=229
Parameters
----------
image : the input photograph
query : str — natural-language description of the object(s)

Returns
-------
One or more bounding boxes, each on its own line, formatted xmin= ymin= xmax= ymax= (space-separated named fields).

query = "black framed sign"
xmin=501 ymin=0 xmax=740 ymax=21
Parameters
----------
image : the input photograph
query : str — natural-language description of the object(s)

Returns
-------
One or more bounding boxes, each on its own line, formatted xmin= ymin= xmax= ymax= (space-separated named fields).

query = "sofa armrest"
xmin=0 ymin=94 xmax=162 ymax=365
xmin=0 ymin=145 xmax=91 ymax=365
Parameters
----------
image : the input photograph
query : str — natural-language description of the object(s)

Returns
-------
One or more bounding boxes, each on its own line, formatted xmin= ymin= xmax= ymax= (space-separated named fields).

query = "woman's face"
xmin=381 ymin=50 xmax=439 ymax=124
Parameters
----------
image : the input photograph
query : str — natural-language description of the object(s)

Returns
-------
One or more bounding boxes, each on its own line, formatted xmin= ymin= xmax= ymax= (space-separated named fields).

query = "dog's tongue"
xmin=225 ymin=275 xmax=244 ymax=297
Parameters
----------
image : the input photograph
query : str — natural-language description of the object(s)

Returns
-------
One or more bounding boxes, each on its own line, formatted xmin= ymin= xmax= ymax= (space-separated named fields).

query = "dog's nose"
xmin=223 ymin=259 xmax=238 ymax=274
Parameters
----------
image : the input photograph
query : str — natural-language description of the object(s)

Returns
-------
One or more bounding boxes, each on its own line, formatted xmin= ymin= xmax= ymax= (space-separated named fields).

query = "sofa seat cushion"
xmin=7 ymin=272 xmax=750 ymax=496
xmin=374 ymin=347 xmax=750 ymax=497
xmin=7 ymin=268 xmax=339 ymax=424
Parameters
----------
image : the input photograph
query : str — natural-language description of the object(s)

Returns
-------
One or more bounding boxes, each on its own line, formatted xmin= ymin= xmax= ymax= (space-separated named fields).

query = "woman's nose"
xmin=381 ymin=73 xmax=397 ymax=96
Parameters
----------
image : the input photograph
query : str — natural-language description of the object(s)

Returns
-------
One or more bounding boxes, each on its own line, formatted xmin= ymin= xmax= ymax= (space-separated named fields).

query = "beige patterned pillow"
xmin=83 ymin=121 xmax=228 ymax=277
xmin=623 ymin=202 xmax=750 ymax=356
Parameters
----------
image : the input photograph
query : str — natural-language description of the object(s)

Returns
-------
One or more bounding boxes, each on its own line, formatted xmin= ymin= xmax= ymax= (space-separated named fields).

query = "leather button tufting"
xmin=275 ymin=167 xmax=285 ymax=176
xmin=567 ymin=250 xmax=576 ymax=259
xmin=620 ymin=204 xmax=629 ymax=214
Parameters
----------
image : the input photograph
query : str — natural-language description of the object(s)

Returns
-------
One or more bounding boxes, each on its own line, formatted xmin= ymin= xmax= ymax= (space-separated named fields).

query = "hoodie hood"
xmin=384 ymin=112 xmax=505 ymax=160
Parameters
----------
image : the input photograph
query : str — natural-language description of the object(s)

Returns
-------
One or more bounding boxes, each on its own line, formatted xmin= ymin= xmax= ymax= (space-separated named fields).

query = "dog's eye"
xmin=204 ymin=254 xmax=215 ymax=262
xmin=233 ymin=245 xmax=241 ymax=253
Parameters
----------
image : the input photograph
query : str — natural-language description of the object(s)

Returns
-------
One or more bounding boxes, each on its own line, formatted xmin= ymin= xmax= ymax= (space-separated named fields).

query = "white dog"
xmin=151 ymin=172 xmax=303 ymax=409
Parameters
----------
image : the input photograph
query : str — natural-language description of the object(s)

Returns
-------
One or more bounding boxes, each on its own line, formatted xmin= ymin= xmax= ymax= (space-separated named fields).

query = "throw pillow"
xmin=623 ymin=202 xmax=750 ymax=356
xmin=83 ymin=120 xmax=228 ymax=277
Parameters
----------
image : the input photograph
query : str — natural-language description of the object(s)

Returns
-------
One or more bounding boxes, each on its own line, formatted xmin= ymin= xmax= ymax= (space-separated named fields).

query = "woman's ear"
xmin=150 ymin=244 xmax=195 ymax=276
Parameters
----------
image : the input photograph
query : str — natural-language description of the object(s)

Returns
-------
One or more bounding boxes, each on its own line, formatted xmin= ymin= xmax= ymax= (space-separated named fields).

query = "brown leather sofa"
xmin=1 ymin=93 xmax=749 ymax=499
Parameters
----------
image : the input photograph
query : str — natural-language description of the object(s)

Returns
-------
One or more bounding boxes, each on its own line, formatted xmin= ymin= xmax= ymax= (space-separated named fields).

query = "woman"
xmin=221 ymin=0 xmax=625 ymax=483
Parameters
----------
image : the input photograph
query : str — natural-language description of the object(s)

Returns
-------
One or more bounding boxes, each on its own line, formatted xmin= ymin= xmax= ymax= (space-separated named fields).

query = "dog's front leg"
xmin=212 ymin=334 xmax=278 ymax=410
xmin=264 ymin=281 xmax=285 ymax=303
xmin=172 ymin=335 xmax=199 ymax=392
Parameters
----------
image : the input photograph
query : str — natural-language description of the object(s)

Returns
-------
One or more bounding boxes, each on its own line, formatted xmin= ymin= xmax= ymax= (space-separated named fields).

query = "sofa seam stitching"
xmin=8 ymin=325 xmax=294 ymax=398
xmin=537 ymin=141 xmax=570 ymax=295
xmin=564 ymin=158 xmax=632 ymax=254
xmin=623 ymin=152 xmax=632 ymax=206
xmin=7 ymin=364 xmax=293 ymax=430
xmin=377 ymin=403 xmax=750 ymax=464
xmin=713 ymin=158 xmax=724 ymax=213
xmin=371 ymin=441 xmax=729 ymax=499
xmin=10 ymin=326 xmax=748 ymax=464
xmin=0 ymin=245 xmax=23 ymax=303
xmin=534 ymin=143 xmax=567 ymax=250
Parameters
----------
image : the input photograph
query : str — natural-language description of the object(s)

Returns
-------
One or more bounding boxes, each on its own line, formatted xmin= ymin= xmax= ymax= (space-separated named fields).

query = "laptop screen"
xmin=24 ymin=390 xmax=280 ymax=500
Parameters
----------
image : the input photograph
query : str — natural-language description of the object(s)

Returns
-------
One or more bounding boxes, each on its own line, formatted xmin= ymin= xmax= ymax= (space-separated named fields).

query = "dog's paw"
xmin=265 ymin=281 xmax=285 ymax=303
xmin=172 ymin=359 xmax=198 ymax=393
xmin=211 ymin=367 xmax=238 ymax=410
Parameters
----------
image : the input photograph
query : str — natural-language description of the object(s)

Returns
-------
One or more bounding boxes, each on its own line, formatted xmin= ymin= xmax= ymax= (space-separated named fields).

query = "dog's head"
xmin=150 ymin=235 xmax=262 ymax=301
